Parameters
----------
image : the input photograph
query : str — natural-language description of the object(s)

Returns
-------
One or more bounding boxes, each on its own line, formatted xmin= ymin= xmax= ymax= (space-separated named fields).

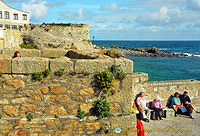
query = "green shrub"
xmin=32 ymin=72 xmax=43 ymax=81
xmin=24 ymin=73 xmax=30 ymax=76
xmin=0 ymin=72 xmax=2 ymax=77
xmin=55 ymin=114 xmax=59 ymax=118
xmin=96 ymin=71 xmax=114 ymax=94
xmin=117 ymin=72 xmax=126 ymax=80
xmin=43 ymin=69 xmax=51 ymax=77
xmin=77 ymin=110 xmax=85 ymax=119
xmin=19 ymin=43 xmax=38 ymax=49
xmin=26 ymin=113 xmax=34 ymax=121
xmin=55 ymin=69 xmax=65 ymax=77
xmin=44 ymin=27 xmax=50 ymax=32
xmin=90 ymin=99 xmax=112 ymax=119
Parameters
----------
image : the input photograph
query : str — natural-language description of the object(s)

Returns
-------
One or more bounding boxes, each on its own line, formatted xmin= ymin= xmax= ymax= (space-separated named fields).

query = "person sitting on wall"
xmin=180 ymin=91 xmax=200 ymax=119
xmin=152 ymin=97 xmax=163 ymax=120
xmin=13 ymin=51 xmax=21 ymax=58
xmin=171 ymin=92 xmax=182 ymax=112
xmin=136 ymin=92 xmax=150 ymax=122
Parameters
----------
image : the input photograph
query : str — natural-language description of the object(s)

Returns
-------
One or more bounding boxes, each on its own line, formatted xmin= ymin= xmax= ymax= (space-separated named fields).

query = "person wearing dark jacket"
xmin=180 ymin=91 xmax=200 ymax=119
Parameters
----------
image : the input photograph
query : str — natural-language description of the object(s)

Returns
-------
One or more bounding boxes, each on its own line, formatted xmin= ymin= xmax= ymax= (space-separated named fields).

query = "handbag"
xmin=178 ymin=106 xmax=187 ymax=113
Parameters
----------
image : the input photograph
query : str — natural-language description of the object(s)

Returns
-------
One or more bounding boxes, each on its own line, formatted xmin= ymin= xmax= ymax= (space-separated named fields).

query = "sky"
xmin=3 ymin=0 xmax=200 ymax=40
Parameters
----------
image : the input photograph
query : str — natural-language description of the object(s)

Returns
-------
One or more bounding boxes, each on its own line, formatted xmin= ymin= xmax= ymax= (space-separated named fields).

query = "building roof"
xmin=0 ymin=0 xmax=29 ymax=14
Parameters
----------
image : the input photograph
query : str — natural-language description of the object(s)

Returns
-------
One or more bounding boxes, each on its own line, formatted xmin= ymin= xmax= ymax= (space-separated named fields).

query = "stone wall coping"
xmin=148 ymin=79 xmax=200 ymax=86
xmin=132 ymin=72 xmax=148 ymax=77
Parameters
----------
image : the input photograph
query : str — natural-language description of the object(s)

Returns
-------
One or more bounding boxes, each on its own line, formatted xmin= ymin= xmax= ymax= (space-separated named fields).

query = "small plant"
xmin=83 ymin=72 xmax=90 ymax=76
xmin=70 ymin=72 xmax=76 ymax=76
xmin=0 ymin=72 xmax=2 ymax=77
xmin=71 ymin=59 xmax=77 ymax=63
xmin=90 ymin=99 xmax=112 ymax=119
xmin=32 ymin=72 xmax=43 ymax=81
xmin=19 ymin=43 xmax=38 ymax=49
xmin=55 ymin=69 xmax=64 ymax=77
xmin=24 ymin=73 xmax=30 ymax=76
xmin=26 ymin=113 xmax=34 ymax=121
xmin=55 ymin=114 xmax=59 ymax=118
xmin=1 ymin=80 xmax=6 ymax=83
xmin=96 ymin=71 xmax=114 ymax=94
xmin=117 ymin=72 xmax=126 ymax=80
xmin=77 ymin=110 xmax=85 ymax=119
xmin=43 ymin=69 xmax=51 ymax=77
xmin=85 ymin=112 xmax=91 ymax=117
xmin=44 ymin=27 xmax=50 ymax=32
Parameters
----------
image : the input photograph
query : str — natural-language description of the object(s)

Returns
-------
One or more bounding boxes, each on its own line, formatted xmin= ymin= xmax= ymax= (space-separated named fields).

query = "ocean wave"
xmin=159 ymin=48 xmax=168 ymax=50
xmin=182 ymin=53 xmax=200 ymax=57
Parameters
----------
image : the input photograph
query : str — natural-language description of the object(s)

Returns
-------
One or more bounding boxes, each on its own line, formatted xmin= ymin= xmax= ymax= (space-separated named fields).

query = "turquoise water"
xmin=93 ymin=41 xmax=200 ymax=81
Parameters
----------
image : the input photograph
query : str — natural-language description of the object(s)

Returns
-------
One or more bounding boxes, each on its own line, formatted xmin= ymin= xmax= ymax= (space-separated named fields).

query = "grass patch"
xmin=55 ymin=69 xmax=65 ymax=77
xmin=19 ymin=43 xmax=38 ymax=49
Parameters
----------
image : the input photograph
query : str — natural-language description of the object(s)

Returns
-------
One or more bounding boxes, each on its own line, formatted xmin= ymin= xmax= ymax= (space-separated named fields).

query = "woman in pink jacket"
xmin=152 ymin=97 xmax=163 ymax=120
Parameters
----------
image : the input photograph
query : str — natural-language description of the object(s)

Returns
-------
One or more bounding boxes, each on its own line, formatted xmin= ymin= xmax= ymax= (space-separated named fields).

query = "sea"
xmin=92 ymin=41 xmax=200 ymax=82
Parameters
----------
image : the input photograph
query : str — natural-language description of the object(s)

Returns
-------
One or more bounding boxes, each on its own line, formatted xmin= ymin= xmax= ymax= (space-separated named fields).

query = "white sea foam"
xmin=159 ymin=48 xmax=168 ymax=51
xmin=182 ymin=53 xmax=200 ymax=57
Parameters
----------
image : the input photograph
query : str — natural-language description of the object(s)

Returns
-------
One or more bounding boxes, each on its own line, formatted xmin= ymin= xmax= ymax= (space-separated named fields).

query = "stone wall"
xmin=0 ymin=73 xmax=136 ymax=136
xmin=0 ymin=51 xmax=136 ymax=136
xmin=146 ymin=80 xmax=200 ymax=107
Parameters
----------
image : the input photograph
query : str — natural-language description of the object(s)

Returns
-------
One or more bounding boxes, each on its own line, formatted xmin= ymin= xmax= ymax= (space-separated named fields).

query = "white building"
xmin=0 ymin=0 xmax=29 ymax=49
xmin=0 ymin=0 xmax=29 ymax=30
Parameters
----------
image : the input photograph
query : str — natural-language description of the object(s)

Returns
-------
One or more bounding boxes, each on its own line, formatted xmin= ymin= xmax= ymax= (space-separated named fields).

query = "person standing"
xmin=136 ymin=92 xmax=150 ymax=122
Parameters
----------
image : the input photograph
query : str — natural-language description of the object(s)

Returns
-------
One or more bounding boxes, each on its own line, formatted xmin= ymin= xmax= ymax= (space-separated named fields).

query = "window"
xmin=5 ymin=25 xmax=10 ymax=29
xmin=23 ymin=14 xmax=27 ymax=20
xmin=0 ymin=11 xmax=2 ymax=19
xmin=12 ymin=25 xmax=17 ymax=30
xmin=4 ymin=11 xmax=9 ymax=19
xmin=0 ymin=24 xmax=3 ymax=28
xmin=13 ymin=14 xmax=18 ymax=20
xmin=19 ymin=25 xmax=22 ymax=31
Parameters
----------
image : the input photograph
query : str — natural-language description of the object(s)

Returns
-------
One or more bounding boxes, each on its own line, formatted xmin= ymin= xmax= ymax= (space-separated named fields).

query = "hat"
xmin=156 ymin=96 xmax=161 ymax=101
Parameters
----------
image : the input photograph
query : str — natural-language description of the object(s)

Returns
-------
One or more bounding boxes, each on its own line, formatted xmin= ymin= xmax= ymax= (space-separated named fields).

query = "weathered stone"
xmin=21 ymin=104 xmax=37 ymax=112
xmin=110 ymin=114 xmax=136 ymax=128
xmin=55 ymin=95 xmax=71 ymax=102
xmin=45 ymin=105 xmax=67 ymax=115
xmin=146 ymin=87 xmax=153 ymax=93
xmin=75 ymin=96 xmax=84 ymax=102
xmin=12 ymin=57 xmax=49 ymax=74
xmin=45 ymin=119 xmax=61 ymax=130
xmin=54 ymin=130 xmax=71 ymax=136
xmin=40 ymin=86 xmax=49 ymax=94
xmin=66 ymin=50 xmax=100 ymax=59
xmin=80 ymin=104 xmax=93 ymax=113
xmin=3 ymin=105 xmax=19 ymax=117
xmin=0 ymin=54 xmax=12 ymax=73
xmin=2 ymin=48 xmax=41 ymax=57
xmin=41 ymin=48 xmax=68 ymax=58
xmin=110 ymin=103 xmax=121 ymax=112
xmin=75 ymin=58 xmax=114 ymax=74
xmin=8 ymin=129 xmax=29 ymax=136
xmin=50 ymin=57 xmax=74 ymax=73
xmin=39 ymin=134 xmax=51 ymax=136
xmin=114 ymin=58 xmax=133 ymax=73
xmin=0 ymin=99 xmax=9 ymax=104
xmin=51 ymin=88 xmax=67 ymax=94
xmin=11 ymin=98 xmax=28 ymax=104
xmin=3 ymin=80 xmax=25 ymax=90
xmin=121 ymin=74 xmax=134 ymax=91
xmin=45 ymin=95 xmax=56 ymax=102
xmin=79 ymin=88 xmax=94 ymax=95
xmin=85 ymin=122 xmax=100 ymax=130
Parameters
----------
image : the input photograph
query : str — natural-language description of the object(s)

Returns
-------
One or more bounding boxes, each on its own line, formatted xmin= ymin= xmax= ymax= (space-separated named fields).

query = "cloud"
xmin=187 ymin=0 xmax=200 ymax=9
xmin=100 ymin=3 xmax=119 ymax=11
xmin=58 ymin=8 xmax=88 ymax=21
xmin=22 ymin=0 xmax=49 ymax=22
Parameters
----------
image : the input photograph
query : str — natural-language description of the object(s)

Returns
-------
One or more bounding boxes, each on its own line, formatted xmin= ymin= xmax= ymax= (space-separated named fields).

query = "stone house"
xmin=0 ymin=0 xmax=29 ymax=49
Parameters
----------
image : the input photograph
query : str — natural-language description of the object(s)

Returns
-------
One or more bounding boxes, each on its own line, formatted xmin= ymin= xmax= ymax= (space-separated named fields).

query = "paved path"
xmin=142 ymin=113 xmax=200 ymax=136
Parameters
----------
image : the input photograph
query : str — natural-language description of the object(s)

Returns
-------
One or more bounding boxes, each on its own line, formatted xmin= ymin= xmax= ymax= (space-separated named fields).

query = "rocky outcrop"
xmin=22 ymin=24 xmax=94 ymax=50
xmin=108 ymin=46 xmax=190 ymax=57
